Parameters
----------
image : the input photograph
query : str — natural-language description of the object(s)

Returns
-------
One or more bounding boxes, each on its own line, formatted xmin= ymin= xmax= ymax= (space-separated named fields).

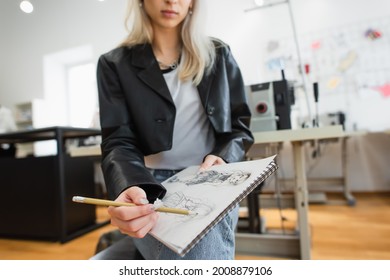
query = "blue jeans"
xmin=133 ymin=169 xmax=239 ymax=260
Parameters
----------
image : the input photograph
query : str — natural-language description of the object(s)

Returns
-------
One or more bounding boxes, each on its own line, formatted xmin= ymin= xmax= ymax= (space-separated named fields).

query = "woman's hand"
xmin=107 ymin=186 xmax=158 ymax=238
xmin=199 ymin=154 xmax=226 ymax=172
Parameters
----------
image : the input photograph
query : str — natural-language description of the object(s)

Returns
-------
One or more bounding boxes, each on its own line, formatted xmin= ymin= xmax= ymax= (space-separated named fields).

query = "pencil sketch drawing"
xmin=162 ymin=191 xmax=214 ymax=222
xmin=148 ymin=155 xmax=277 ymax=256
xmin=167 ymin=169 xmax=251 ymax=186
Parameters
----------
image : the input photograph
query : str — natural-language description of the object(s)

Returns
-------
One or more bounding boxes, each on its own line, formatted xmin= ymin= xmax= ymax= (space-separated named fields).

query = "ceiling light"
xmin=20 ymin=1 xmax=34 ymax=14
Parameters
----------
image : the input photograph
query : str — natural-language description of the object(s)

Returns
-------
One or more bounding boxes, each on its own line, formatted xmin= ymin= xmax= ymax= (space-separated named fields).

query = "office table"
xmin=69 ymin=126 xmax=345 ymax=259
xmin=235 ymin=125 xmax=344 ymax=259
xmin=0 ymin=126 xmax=106 ymax=243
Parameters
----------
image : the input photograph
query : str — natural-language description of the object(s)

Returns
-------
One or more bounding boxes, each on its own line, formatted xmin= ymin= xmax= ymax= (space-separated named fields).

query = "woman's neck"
xmin=152 ymin=29 xmax=182 ymax=67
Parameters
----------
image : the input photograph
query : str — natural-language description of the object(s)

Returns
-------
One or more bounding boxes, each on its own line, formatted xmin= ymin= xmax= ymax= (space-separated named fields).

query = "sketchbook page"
xmin=149 ymin=155 xmax=277 ymax=256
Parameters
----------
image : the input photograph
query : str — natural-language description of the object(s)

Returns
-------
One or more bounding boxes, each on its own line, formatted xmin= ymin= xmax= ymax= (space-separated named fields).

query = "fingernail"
xmin=140 ymin=198 xmax=149 ymax=205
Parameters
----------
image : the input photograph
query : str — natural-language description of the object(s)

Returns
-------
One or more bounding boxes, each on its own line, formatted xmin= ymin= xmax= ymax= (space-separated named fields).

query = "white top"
xmin=144 ymin=68 xmax=215 ymax=170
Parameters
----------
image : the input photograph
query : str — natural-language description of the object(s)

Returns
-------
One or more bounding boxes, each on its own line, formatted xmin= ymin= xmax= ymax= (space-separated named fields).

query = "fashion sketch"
xmin=149 ymin=156 xmax=277 ymax=255
xmin=162 ymin=191 xmax=214 ymax=222
xmin=167 ymin=169 xmax=251 ymax=186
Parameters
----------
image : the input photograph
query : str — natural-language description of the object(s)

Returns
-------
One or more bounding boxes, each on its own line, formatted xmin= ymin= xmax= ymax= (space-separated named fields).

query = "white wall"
xmin=1 ymin=0 xmax=390 ymax=131
xmin=0 ymin=0 xmax=127 ymax=107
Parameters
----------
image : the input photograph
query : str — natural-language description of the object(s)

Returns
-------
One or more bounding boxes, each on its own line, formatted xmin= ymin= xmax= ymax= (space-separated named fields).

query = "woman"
xmin=97 ymin=0 xmax=254 ymax=259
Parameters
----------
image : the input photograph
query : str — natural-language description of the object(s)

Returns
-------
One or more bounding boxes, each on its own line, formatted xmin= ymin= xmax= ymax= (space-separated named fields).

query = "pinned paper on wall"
xmin=261 ymin=15 xmax=390 ymax=131
xmin=337 ymin=50 xmax=358 ymax=72
xmin=365 ymin=28 xmax=382 ymax=40
xmin=311 ymin=40 xmax=322 ymax=51
xmin=266 ymin=56 xmax=289 ymax=70
xmin=326 ymin=76 xmax=342 ymax=90
xmin=373 ymin=84 xmax=390 ymax=98
xmin=267 ymin=40 xmax=280 ymax=53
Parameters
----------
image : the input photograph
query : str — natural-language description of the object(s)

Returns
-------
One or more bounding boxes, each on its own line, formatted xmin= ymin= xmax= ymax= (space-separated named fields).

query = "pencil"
xmin=72 ymin=196 xmax=192 ymax=216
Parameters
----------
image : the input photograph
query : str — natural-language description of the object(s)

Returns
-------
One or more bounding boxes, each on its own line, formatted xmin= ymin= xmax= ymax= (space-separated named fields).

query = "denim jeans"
xmin=133 ymin=169 xmax=239 ymax=260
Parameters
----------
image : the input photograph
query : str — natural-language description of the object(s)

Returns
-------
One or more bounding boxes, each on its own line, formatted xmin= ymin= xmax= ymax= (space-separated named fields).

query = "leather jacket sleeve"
xmin=205 ymin=42 xmax=254 ymax=163
xmin=97 ymin=53 xmax=167 ymax=202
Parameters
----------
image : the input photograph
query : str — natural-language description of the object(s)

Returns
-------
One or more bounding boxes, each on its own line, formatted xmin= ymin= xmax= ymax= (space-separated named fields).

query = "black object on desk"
xmin=0 ymin=126 xmax=106 ymax=243
xmin=237 ymin=183 xmax=264 ymax=234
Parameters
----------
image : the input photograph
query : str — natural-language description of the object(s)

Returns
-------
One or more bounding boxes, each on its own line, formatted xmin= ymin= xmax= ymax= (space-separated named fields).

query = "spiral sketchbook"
xmin=149 ymin=155 xmax=277 ymax=257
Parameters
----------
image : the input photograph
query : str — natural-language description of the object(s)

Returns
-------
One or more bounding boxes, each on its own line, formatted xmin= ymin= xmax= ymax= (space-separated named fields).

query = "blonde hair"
xmin=120 ymin=0 xmax=216 ymax=85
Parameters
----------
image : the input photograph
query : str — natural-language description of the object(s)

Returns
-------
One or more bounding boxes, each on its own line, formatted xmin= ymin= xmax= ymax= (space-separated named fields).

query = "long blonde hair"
xmin=120 ymin=0 xmax=216 ymax=85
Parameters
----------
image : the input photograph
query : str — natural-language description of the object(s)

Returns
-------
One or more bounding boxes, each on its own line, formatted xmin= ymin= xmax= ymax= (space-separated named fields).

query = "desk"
xmin=0 ymin=126 xmax=106 ymax=243
xmin=271 ymin=131 xmax=362 ymax=206
xmin=68 ymin=126 xmax=345 ymax=259
xmin=235 ymin=125 xmax=344 ymax=259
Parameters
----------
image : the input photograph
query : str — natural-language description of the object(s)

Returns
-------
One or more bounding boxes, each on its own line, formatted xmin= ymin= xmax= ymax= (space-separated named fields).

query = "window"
xmin=67 ymin=62 xmax=98 ymax=128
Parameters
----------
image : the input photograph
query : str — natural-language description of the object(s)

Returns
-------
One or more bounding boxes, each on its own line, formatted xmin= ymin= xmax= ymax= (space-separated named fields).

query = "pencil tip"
xmin=188 ymin=211 xmax=198 ymax=216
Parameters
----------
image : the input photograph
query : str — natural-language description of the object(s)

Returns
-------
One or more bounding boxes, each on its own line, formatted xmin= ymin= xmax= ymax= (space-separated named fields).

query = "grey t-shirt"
xmin=144 ymin=68 xmax=215 ymax=170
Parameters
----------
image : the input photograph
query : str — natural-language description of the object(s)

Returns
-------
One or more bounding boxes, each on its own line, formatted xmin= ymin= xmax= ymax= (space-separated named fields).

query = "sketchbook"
xmin=149 ymin=155 xmax=278 ymax=257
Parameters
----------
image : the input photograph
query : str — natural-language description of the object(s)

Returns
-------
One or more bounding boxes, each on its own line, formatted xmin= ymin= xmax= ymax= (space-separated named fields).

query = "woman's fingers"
xmin=199 ymin=155 xmax=226 ymax=172
xmin=107 ymin=202 xmax=154 ymax=220
xmin=111 ymin=210 xmax=159 ymax=238
xmin=123 ymin=186 xmax=150 ymax=205
xmin=107 ymin=185 xmax=159 ymax=238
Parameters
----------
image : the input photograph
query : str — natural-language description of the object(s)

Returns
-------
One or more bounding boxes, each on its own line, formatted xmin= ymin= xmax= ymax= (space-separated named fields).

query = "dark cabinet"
xmin=0 ymin=126 xmax=106 ymax=242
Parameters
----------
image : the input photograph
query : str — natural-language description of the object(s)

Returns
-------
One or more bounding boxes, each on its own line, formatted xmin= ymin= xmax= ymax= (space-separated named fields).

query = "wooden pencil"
xmin=72 ymin=196 xmax=192 ymax=215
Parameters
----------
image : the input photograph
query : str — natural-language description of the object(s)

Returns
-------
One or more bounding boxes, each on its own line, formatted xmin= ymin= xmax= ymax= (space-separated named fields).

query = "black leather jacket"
xmin=97 ymin=41 xmax=254 ymax=202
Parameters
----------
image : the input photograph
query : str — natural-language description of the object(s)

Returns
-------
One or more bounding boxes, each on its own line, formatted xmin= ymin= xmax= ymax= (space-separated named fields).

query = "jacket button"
xmin=207 ymin=106 xmax=215 ymax=115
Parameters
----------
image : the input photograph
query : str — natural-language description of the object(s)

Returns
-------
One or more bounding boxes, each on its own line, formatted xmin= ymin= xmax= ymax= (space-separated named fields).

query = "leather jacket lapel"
xmin=130 ymin=43 xmax=216 ymax=108
xmin=131 ymin=44 xmax=174 ymax=105
xmin=197 ymin=68 xmax=214 ymax=107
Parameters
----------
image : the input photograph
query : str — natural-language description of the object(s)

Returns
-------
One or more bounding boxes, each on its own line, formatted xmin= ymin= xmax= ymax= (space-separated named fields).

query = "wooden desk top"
xmin=70 ymin=126 xmax=347 ymax=157
xmin=0 ymin=126 xmax=101 ymax=144
xmin=69 ymin=144 xmax=101 ymax=157
xmin=252 ymin=125 xmax=345 ymax=144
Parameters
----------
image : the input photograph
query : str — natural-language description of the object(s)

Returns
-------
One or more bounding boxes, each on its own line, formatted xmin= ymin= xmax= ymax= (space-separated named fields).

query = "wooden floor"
xmin=0 ymin=192 xmax=389 ymax=260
